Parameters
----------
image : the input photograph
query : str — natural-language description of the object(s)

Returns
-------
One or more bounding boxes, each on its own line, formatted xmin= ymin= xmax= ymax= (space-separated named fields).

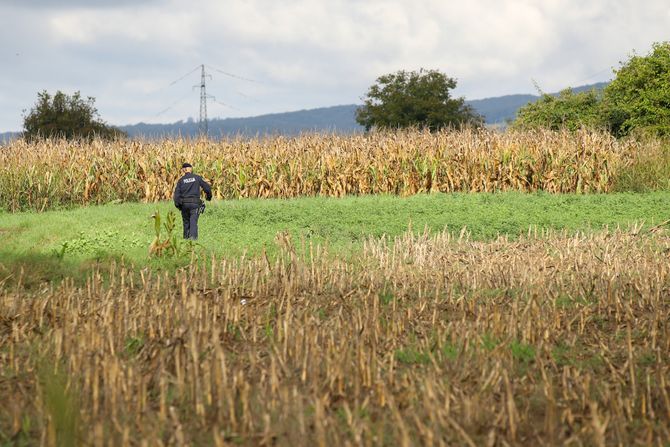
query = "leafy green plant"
xmin=60 ymin=231 xmax=142 ymax=255
xmin=441 ymin=342 xmax=460 ymax=361
xmin=123 ymin=335 xmax=145 ymax=358
xmin=149 ymin=209 xmax=182 ymax=257
xmin=480 ymin=333 xmax=499 ymax=352
xmin=51 ymin=241 xmax=68 ymax=260
xmin=395 ymin=347 xmax=430 ymax=365
xmin=513 ymin=41 xmax=670 ymax=139
xmin=510 ymin=340 xmax=535 ymax=364
xmin=379 ymin=290 xmax=394 ymax=306
xmin=551 ymin=343 xmax=574 ymax=367
xmin=637 ymin=351 xmax=656 ymax=368
xmin=513 ymin=88 xmax=603 ymax=132
xmin=603 ymin=41 xmax=670 ymax=138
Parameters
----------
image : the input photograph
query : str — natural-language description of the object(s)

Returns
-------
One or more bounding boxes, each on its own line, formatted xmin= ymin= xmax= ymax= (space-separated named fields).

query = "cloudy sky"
xmin=1 ymin=0 xmax=668 ymax=132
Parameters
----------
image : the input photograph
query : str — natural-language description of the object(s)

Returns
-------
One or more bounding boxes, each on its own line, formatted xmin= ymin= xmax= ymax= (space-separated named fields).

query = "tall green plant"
xmin=149 ymin=209 xmax=182 ymax=257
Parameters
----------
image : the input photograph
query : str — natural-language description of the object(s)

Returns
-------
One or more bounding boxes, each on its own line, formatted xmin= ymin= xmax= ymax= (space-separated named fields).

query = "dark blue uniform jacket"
xmin=173 ymin=172 xmax=212 ymax=208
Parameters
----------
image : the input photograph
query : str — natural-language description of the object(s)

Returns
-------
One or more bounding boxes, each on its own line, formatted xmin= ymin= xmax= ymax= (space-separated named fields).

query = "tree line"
xmin=354 ymin=41 xmax=670 ymax=138
xmin=20 ymin=41 xmax=669 ymax=141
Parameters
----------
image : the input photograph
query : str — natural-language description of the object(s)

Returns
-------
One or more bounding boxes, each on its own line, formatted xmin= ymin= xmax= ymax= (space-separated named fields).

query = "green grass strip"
xmin=0 ymin=192 xmax=668 ymax=281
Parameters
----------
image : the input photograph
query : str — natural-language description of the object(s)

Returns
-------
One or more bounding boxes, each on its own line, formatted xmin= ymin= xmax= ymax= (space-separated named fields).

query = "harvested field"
xmin=2 ymin=227 xmax=669 ymax=445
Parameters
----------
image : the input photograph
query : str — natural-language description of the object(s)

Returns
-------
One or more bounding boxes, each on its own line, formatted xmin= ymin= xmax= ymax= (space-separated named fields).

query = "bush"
xmin=512 ymin=41 xmax=670 ymax=139
xmin=512 ymin=88 xmax=603 ymax=131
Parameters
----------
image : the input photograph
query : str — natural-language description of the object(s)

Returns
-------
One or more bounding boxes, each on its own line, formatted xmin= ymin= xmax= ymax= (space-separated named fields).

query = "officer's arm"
xmin=173 ymin=182 xmax=182 ymax=208
xmin=200 ymin=176 xmax=213 ymax=201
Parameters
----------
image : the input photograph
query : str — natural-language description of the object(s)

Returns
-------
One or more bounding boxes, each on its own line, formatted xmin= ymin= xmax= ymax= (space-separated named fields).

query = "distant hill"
xmin=121 ymin=105 xmax=364 ymax=139
xmin=467 ymin=94 xmax=538 ymax=125
xmin=0 ymin=82 xmax=608 ymax=142
xmin=119 ymin=81 xmax=608 ymax=137
xmin=0 ymin=131 xmax=20 ymax=144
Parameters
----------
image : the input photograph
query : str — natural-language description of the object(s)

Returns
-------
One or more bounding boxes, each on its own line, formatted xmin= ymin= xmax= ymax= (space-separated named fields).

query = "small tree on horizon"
xmin=22 ymin=90 xmax=125 ymax=141
xmin=355 ymin=69 xmax=483 ymax=132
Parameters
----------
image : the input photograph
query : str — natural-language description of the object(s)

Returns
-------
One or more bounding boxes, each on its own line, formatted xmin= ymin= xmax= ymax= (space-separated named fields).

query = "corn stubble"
xmin=1 ymin=228 xmax=669 ymax=445
xmin=0 ymin=129 xmax=648 ymax=211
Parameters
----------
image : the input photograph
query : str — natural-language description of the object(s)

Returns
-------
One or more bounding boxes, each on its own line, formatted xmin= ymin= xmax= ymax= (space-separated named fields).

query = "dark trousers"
xmin=180 ymin=204 xmax=200 ymax=240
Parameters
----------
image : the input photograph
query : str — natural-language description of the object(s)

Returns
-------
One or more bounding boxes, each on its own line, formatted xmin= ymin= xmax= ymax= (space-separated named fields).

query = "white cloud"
xmin=48 ymin=8 xmax=198 ymax=49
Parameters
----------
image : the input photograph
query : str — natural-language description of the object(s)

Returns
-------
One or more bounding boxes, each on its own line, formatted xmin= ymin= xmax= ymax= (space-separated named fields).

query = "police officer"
xmin=173 ymin=162 xmax=212 ymax=240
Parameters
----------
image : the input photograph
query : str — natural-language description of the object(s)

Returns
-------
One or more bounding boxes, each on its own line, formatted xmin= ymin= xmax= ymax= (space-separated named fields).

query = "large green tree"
xmin=355 ymin=69 xmax=483 ymax=131
xmin=602 ymin=42 xmax=670 ymax=137
xmin=23 ymin=90 xmax=124 ymax=141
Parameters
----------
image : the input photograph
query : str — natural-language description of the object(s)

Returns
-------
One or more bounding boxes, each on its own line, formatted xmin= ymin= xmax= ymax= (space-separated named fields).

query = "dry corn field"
xmin=0 ymin=129 xmax=654 ymax=212
xmin=1 ymin=228 xmax=669 ymax=446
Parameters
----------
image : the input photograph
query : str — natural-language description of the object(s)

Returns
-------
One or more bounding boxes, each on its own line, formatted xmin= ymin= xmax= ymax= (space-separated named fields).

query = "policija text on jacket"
xmin=173 ymin=163 xmax=212 ymax=240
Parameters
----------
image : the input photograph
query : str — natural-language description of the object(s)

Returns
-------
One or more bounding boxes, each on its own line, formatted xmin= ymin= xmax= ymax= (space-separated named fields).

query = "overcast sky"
xmin=1 ymin=0 xmax=668 ymax=132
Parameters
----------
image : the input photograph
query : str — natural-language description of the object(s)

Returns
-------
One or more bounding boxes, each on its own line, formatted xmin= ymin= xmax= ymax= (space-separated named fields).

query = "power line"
xmin=154 ymin=91 xmax=193 ymax=117
xmin=150 ymin=66 xmax=201 ymax=95
xmin=206 ymin=65 xmax=263 ymax=84
xmin=232 ymin=89 xmax=260 ymax=102
xmin=167 ymin=65 xmax=201 ymax=88
xmin=213 ymin=98 xmax=243 ymax=112
xmin=573 ymin=66 xmax=615 ymax=85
